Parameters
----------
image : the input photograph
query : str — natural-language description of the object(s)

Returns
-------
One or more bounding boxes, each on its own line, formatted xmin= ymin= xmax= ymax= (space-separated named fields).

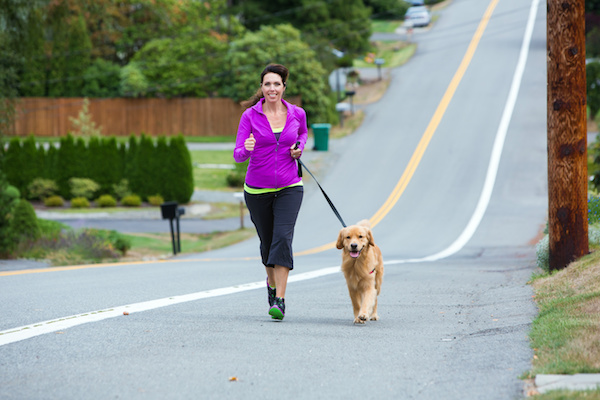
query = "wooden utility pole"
xmin=547 ymin=0 xmax=588 ymax=271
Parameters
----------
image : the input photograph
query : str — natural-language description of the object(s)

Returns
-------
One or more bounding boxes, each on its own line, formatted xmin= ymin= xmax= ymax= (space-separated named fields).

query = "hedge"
xmin=3 ymin=134 xmax=194 ymax=203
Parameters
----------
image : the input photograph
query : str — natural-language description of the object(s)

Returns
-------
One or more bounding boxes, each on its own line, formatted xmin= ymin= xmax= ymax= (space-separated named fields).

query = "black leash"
xmin=295 ymin=142 xmax=347 ymax=228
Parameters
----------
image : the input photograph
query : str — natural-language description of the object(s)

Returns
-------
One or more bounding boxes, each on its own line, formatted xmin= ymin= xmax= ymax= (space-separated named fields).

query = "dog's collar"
xmin=369 ymin=267 xmax=376 ymax=274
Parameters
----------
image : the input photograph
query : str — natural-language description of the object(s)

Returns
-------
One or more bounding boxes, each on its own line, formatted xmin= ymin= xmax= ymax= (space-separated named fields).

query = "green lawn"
xmin=190 ymin=149 xmax=239 ymax=191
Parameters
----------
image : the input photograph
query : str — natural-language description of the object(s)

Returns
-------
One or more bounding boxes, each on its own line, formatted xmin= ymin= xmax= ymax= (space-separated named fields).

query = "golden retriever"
xmin=336 ymin=220 xmax=383 ymax=324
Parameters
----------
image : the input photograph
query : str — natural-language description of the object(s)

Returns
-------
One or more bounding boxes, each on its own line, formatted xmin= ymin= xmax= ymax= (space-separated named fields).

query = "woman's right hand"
xmin=244 ymin=133 xmax=256 ymax=151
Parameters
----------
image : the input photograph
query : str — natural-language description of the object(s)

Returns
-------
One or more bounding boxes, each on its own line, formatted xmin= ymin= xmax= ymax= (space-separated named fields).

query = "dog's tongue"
xmin=350 ymin=251 xmax=360 ymax=258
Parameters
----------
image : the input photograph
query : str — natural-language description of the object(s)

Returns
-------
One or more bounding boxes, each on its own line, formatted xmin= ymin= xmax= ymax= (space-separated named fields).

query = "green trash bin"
xmin=312 ymin=123 xmax=331 ymax=151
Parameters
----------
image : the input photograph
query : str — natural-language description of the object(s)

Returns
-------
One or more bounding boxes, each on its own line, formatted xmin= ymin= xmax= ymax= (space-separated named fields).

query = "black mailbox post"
xmin=161 ymin=201 xmax=184 ymax=255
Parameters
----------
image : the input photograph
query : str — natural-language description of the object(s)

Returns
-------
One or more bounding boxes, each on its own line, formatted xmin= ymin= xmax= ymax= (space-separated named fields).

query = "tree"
xmin=46 ymin=3 xmax=92 ymax=97
xmin=82 ymin=59 xmax=121 ymax=98
xmin=131 ymin=30 xmax=228 ymax=98
xmin=163 ymin=136 xmax=194 ymax=203
xmin=364 ymin=0 xmax=410 ymax=20
xmin=226 ymin=24 xmax=332 ymax=124
xmin=230 ymin=0 xmax=371 ymax=60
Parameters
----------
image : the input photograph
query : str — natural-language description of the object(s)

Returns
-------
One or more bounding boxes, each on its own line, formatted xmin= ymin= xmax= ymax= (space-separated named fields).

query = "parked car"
xmin=405 ymin=5 xmax=431 ymax=27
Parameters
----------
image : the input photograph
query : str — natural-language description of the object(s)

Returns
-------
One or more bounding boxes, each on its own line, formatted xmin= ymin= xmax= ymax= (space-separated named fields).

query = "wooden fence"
xmin=10 ymin=96 xmax=301 ymax=137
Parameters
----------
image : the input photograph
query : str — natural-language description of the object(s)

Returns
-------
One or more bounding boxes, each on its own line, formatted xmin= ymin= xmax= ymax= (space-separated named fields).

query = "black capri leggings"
xmin=244 ymin=186 xmax=303 ymax=270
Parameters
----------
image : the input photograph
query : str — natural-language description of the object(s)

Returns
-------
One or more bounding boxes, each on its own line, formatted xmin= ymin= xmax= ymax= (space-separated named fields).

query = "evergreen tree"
xmin=56 ymin=134 xmax=78 ymax=198
xmin=47 ymin=5 xmax=92 ymax=97
xmin=129 ymin=134 xmax=155 ymax=199
xmin=45 ymin=145 xmax=58 ymax=180
xmin=20 ymin=136 xmax=44 ymax=197
xmin=3 ymin=138 xmax=26 ymax=193
xmin=0 ymin=171 xmax=16 ymax=257
xmin=152 ymin=136 xmax=169 ymax=198
xmin=74 ymin=136 xmax=89 ymax=178
xmin=18 ymin=7 xmax=46 ymax=96
xmin=163 ymin=135 xmax=193 ymax=203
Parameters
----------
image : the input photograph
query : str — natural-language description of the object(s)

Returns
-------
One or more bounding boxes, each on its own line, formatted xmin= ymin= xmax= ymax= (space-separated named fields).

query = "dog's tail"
xmin=357 ymin=219 xmax=371 ymax=228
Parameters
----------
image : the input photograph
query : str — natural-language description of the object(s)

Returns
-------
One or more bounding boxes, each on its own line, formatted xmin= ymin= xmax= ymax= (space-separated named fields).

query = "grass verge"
xmin=354 ymin=42 xmax=416 ymax=69
xmin=527 ymin=248 xmax=600 ymax=399
xmin=18 ymin=219 xmax=255 ymax=266
xmin=121 ymin=228 xmax=255 ymax=261
xmin=191 ymin=149 xmax=239 ymax=191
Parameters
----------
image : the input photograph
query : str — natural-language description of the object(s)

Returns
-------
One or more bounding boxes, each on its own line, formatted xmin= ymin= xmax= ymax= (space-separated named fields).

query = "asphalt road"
xmin=0 ymin=0 xmax=548 ymax=398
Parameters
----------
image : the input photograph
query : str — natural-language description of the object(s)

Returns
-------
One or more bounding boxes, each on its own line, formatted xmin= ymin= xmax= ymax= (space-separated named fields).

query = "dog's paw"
xmin=370 ymin=314 xmax=379 ymax=321
xmin=354 ymin=314 xmax=368 ymax=324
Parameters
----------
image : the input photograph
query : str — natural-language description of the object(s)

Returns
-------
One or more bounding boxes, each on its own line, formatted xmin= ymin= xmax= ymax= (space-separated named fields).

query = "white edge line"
xmin=0 ymin=266 xmax=340 ymax=347
xmin=387 ymin=0 xmax=540 ymax=265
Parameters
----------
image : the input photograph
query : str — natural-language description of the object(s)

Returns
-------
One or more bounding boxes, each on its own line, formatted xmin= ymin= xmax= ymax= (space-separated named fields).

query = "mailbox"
xmin=161 ymin=201 xmax=178 ymax=220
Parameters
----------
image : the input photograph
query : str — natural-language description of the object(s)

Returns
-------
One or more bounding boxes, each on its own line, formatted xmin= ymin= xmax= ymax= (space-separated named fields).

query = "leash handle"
xmin=297 ymin=158 xmax=347 ymax=228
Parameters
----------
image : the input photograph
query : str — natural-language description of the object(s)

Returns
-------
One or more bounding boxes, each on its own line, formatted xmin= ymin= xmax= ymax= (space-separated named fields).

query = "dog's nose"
xmin=350 ymin=243 xmax=358 ymax=250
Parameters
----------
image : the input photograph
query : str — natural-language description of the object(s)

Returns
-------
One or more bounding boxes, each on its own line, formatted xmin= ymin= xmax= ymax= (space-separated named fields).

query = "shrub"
xmin=10 ymin=199 xmax=40 ymax=243
xmin=71 ymin=197 xmax=90 ymax=208
xmin=121 ymin=194 xmax=142 ymax=207
xmin=112 ymin=178 xmax=131 ymax=200
xmin=589 ymin=195 xmax=600 ymax=225
xmin=0 ymin=172 xmax=17 ymax=256
xmin=96 ymin=194 xmax=117 ymax=208
xmin=44 ymin=195 xmax=65 ymax=207
xmin=106 ymin=230 xmax=131 ymax=255
xmin=4 ymin=185 xmax=21 ymax=204
xmin=27 ymin=178 xmax=58 ymax=200
xmin=69 ymin=177 xmax=100 ymax=200
xmin=227 ymin=160 xmax=248 ymax=188
xmin=147 ymin=194 xmax=164 ymax=206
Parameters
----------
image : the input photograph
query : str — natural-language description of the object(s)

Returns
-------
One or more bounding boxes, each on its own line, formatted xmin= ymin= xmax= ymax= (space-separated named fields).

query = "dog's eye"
xmin=359 ymin=235 xmax=363 ymax=239
xmin=346 ymin=236 xmax=350 ymax=239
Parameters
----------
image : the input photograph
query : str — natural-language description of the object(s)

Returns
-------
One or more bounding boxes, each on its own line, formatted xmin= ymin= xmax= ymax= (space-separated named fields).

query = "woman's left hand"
xmin=290 ymin=144 xmax=301 ymax=159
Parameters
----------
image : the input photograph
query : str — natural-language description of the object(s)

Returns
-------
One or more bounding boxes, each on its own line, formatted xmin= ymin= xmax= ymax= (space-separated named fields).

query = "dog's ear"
xmin=367 ymin=228 xmax=375 ymax=247
xmin=336 ymin=228 xmax=346 ymax=249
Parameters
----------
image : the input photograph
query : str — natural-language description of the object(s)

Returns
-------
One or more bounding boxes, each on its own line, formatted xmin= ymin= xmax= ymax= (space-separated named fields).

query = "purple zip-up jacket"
xmin=234 ymin=99 xmax=308 ymax=189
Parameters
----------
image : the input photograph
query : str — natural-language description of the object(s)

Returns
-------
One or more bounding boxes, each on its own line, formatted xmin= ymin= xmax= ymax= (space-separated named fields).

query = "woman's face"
xmin=261 ymin=72 xmax=285 ymax=104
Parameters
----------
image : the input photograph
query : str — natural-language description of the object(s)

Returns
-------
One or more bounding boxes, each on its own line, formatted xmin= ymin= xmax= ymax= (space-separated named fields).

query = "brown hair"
xmin=241 ymin=64 xmax=289 ymax=109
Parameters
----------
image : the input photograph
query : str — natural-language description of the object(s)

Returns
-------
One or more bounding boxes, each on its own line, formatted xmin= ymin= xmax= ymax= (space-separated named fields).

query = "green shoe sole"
xmin=269 ymin=307 xmax=284 ymax=320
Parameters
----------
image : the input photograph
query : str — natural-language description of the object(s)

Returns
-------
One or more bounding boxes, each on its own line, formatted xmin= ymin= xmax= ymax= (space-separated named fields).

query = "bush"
xmin=10 ymin=199 xmax=40 ymax=243
xmin=0 ymin=172 xmax=18 ymax=256
xmin=106 ymin=230 xmax=131 ymax=255
xmin=227 ymin=160 xmax=248 ymax=188
xmin=96 ymin=194 xmax=117 ymax=208
xmin=4 ymin=185 xmax=20 ymax=204
xmin=587 ymin=61 xmax=600 ymax=118
xmin=589 ymin=195 xmax=600 ymax=225
xmin=71 ymin=197 xmax=90 ymax=208
xmin=147 ymin=194 xmax=164 ymax=206
xmin=121 ymin=194 xmax=142 ymax=207
xmin=27 ymin=178 xmax=58 ymax=201
xmin=69 ymin=177 xmax=100 ymax=200
xmin=112 ymin=178 xmax=131 ymax=200
xmin=44 ymin=195 xmax=65 ymax=207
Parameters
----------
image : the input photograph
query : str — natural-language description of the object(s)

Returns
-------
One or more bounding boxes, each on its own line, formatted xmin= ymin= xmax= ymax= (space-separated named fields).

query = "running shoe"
xmin=269 ymin=297 xmax=285 ymax=320
xmin=267 ymin=278 xmax=276 ymax=307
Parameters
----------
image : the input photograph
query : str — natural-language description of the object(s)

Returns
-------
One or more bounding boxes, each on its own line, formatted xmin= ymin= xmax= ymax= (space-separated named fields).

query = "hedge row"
xmin=2 ymin=134 xmax=194 ymax=204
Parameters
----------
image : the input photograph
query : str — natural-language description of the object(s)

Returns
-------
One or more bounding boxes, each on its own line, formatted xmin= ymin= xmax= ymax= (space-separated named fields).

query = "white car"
xmin=405 ymin=6 xmax=431 ymax=27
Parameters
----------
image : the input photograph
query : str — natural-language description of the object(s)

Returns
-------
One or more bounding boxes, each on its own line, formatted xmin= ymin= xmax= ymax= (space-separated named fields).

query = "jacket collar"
xmin=252 ymin=98 xmax=291 ymax=115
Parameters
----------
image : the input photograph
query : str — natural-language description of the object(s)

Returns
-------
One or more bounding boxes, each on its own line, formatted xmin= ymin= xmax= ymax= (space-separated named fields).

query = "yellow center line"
xmin=297 ymin=0 xmax=499 ymax=255
xmin=369 ymin=0 xmax=499 ymax=228
xmin=2 ymin=0 xmax=499 ymax=276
